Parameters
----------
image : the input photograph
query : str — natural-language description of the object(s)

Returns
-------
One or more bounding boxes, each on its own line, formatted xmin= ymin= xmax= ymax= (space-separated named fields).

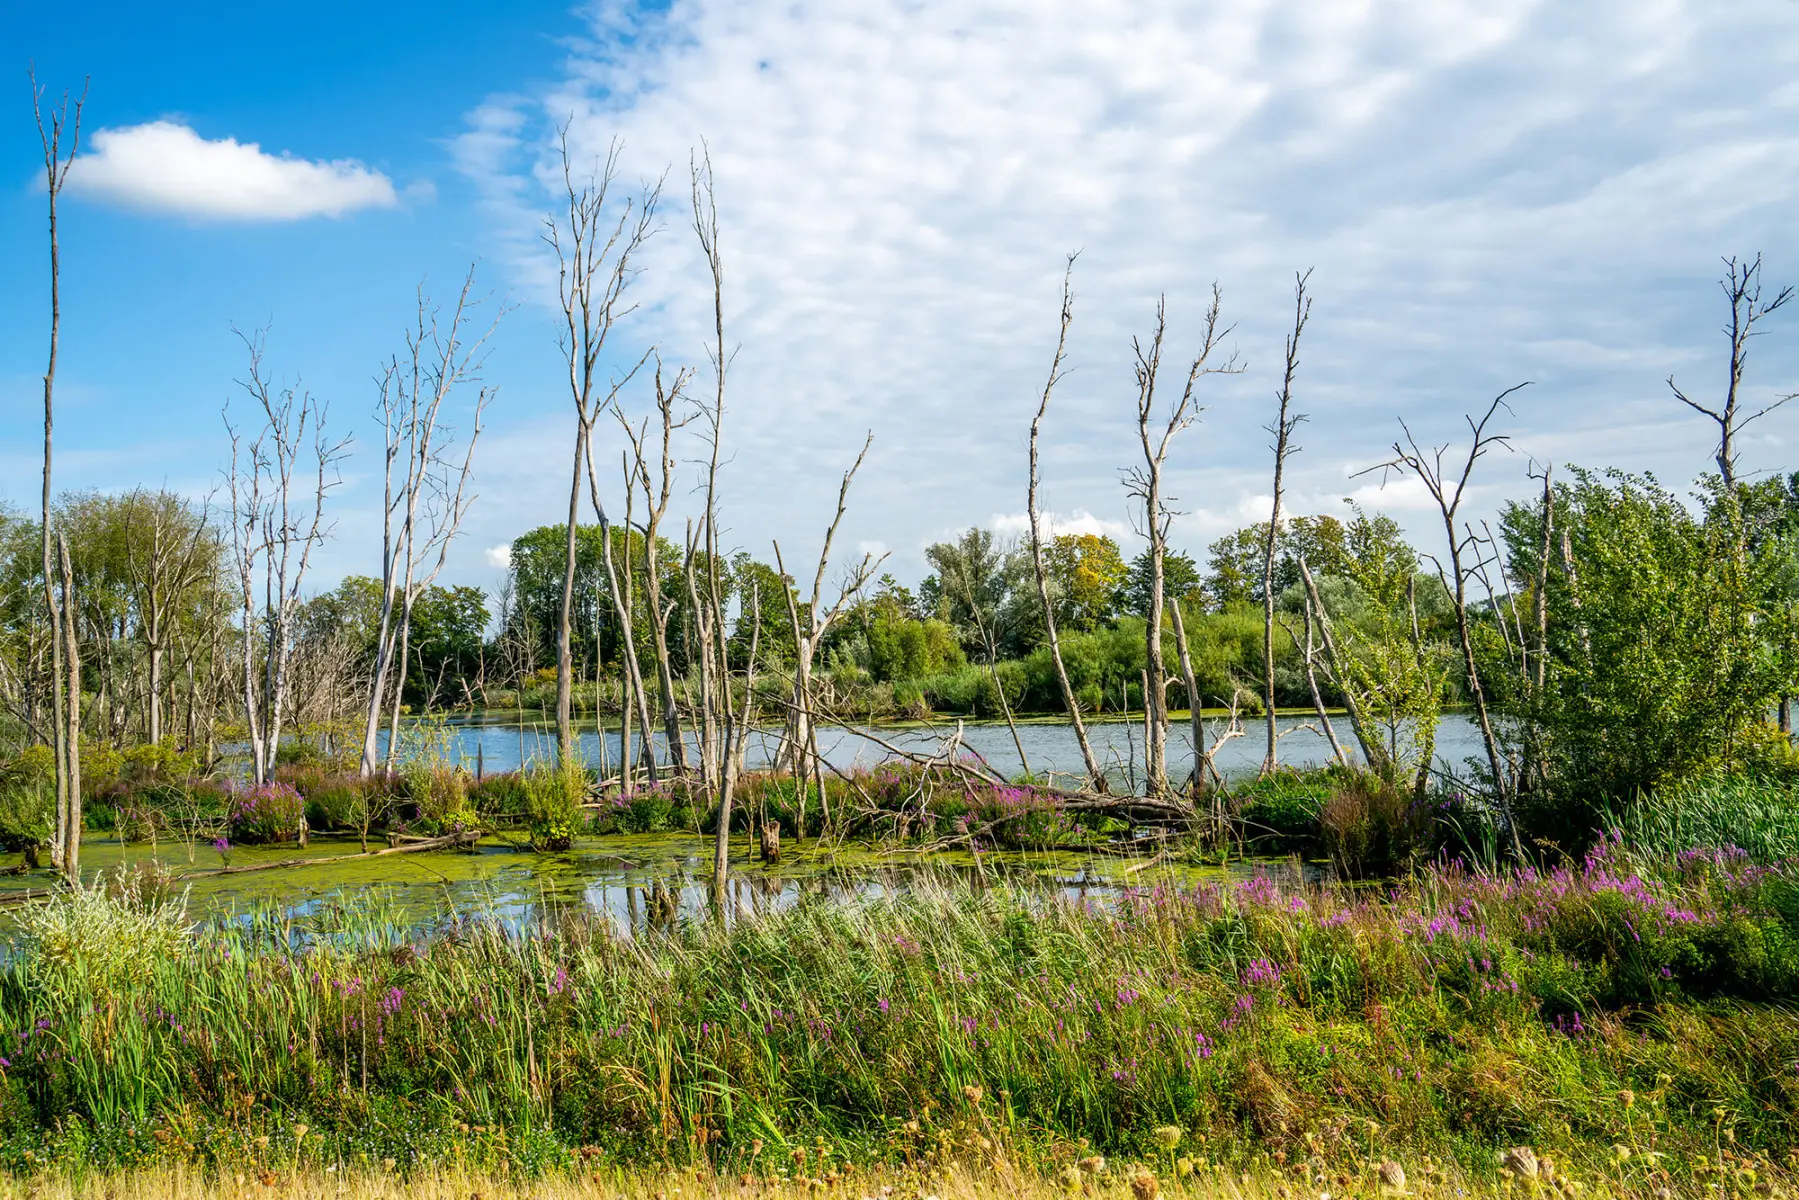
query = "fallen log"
xmin=179 ymin=829 xmax=484 ymax=878
xmin=0 ymin=887 xmax=60 ymax=909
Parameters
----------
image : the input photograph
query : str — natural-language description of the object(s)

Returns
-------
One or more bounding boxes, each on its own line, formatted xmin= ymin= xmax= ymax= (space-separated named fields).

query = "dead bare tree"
xmin=1027 ymin=255 xmax=1105 ymax=790
xmin=1289 ymin=582 xmax=1348 ymax=767
xmin=1363 ymin=386 xmax=1528 ymax=853
xmin=359 ymin=271 xmax=499 ymax=777
xmin=1260 ymin=270 xmax=1312 ymax=774
xmin=1668 ymin=254 xmax=1794 ymax=491
xmin=121 ymin=490 xmax=219 ymax=747
xmin=54 ymin=536 xmax=81 ymax=878
xmin=620 ymin=363 xmax=696 ymax=776
xmin=942 ymin=541 xmax=1031 ymax=778
xmin=32 ymin=70 xmax=84 ymax=880
xmin=1297 ymin=554 xmax=1386 ymax=775
xmin=588 ymin=449 xmax=656 ymax=783
xmin=774 ymin=433 xmax=882 ymax=834
xmin=1167 ymin=596 xmax=1222 ymax=807
xmin=545 ymin=129 xmax=660 ymax=767
xmin=1124 ymin=287 xmax=1239 ymax=797
xmin=686 ymin=148 xmax=765 ymax=897
xmin=223 ymin=330 xmax=349 ymax=784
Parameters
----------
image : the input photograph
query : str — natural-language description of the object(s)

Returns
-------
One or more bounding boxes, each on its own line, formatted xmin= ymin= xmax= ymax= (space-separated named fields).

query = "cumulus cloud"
xmin=990 ymin=510 xmax=1134 ymax=543
xmin=454 ymin=0 xmax=1799 ymax=579
xmin=72 ymin=121 xmax=399 ymax=220
xmin=484 ymin=543 xmax=514 ymax=569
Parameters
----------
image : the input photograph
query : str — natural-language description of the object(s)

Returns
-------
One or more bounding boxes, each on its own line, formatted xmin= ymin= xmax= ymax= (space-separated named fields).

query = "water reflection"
xmin=421 ymin=713 xmax=1484 ymax=785
xmin=4 ymin=831 xmax=1316 ymax=944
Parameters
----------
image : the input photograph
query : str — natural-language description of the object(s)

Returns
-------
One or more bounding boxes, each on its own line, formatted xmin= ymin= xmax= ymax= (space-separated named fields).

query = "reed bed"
xmin=0 ymin=842 xmax=1793 ymax=1185
xmin=1608 ymin=773 xmax=1799 ymax=865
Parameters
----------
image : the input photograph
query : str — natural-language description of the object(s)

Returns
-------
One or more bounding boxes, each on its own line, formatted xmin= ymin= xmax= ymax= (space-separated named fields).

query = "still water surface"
xmin=5 ymin=717 xmax=1472 ymax=936
xmin=430 ymin=712 xmax=1483 ymax=787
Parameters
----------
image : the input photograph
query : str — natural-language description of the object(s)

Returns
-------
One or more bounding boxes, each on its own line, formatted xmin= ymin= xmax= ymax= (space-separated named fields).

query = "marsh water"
xmin=0 ymin=716 xmax=1475 ymax=936
xmin=430 ymin=711 xmax=1485 ymax=786
xmin=0 ymin=832 xmax=1314 ymax=938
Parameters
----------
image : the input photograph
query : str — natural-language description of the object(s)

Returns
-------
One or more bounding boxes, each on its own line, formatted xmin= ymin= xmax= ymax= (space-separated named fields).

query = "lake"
xmin=1 ymin=715 xmax=1475 ymax=935
xmin=427 ymin=711 xmax=1485 ymax=787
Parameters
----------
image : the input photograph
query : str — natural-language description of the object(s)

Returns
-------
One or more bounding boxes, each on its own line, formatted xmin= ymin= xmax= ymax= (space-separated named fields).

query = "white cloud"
xmin=990 ymin=509 xmax=1134 ymax=544
xmin=484 ymin=543 xmax=513 ymax=569
xmin=72 ymin=121 xmax=399 ymax=220
xmin=451 ymin=0 xmax=1799 ymax=582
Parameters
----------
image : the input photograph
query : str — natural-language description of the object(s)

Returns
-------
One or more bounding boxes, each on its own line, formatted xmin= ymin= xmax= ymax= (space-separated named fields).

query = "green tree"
xmin=1044 ymin=533 xmax=1127 ymax=630
xmin=1204 ymin=514 xmax=1348 ymax=608
xmin=1326 ymin=507 xmax=1452 ymax=787
xmin=1497 ymin=470 xmax=1785 ymax=822
xmin=920 ymin=528 xmax=1026 ymax=661
xmin=1123 ymin=546 xmax=1201 ymax=618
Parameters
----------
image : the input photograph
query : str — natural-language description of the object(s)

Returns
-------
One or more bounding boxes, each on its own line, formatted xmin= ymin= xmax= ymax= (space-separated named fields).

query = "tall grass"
xmin=0 ymin=849 xmax=1794 ymax=1178
xmin=0 ymin=1156 xmax=1777 ymax=1200
xmin=1607 ymin=773 xmax=1799 ymax=864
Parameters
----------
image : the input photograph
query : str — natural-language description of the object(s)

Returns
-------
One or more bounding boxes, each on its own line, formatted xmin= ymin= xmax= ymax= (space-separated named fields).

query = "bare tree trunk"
xmin=57 ymin=535 xmax=81 ymax=880
xmin=684 ymin=526 xmax=719 ymax=790
xmin=360 ymin=276 xmax=496 ymax=776
xmin=689 ymin=149 xmax=755 ymax=900
xmin=1298 ymin=555 xmax=1387 ymax=777
xmin=771 ymin=436 xmax=881 ymax=837
xmin=33 ymin=74 xmax=82 ymax=879
xmin=716 ymin=582 xmax=760 ymax=896
xmin=383 ymin=592 xmax=414 ymax=771
xmin=944 ymin=555 xmax=1030 ymax=778
xmin=1405 ymin=577 xmax=1438 ymax=799
xmin=224 ymin=332 xmax=347 ymax=784
xmin=556 ymin=428 xmax=585 ymax=767
xmin=1128 ymin=287 xmax=1238 ymax=797
xmin=1261 ymin=271 xmax=1312 ymax=774
xmin=1368 ymin=388 xmax=1526 ymax=854
xmin=1295 ymin=591 xmax=1347 ymax=766
xmin=1167 ymin=595 xmax=1213 ymax=798
xmin=1668 ymin=254 xmax=1794 ymax=492
xmin=1524 ymin=465 xmax=1554 ymax=790
xmin=620 ymin=365 xmax=696 ymax=776
xmin=588 ymin=450 xmax=656 ymax=785
xmin=1027 ymin=255 xmax=1105 ymax=789
xmin=547 ymin=132 xmax=661 ymax=770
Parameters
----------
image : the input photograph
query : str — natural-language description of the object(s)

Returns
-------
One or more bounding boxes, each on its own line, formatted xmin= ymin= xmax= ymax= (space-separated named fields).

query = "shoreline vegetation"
xmin=0 ymin=852 xmax=1795 ymax=1184
xmin=5 ymin=90 xmax=1799 ymax=1195
xmin=0 ymin=1159 xmax=1775 ymax=1200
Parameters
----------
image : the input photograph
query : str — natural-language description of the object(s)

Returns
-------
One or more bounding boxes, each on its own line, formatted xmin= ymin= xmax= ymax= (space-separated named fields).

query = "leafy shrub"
xmin=0 ymin=783 xmax=51 ymax=853
xmin=469 ymin=772 xmax=531 ymax=817
xmin=274 ymin=739 xmax=330 ymax=769
xmin=302 ymin=774 xmax=381 ymax=837
xmin=400 ymin=765 xmax=475 ymax=832
xmin=17 ymin=870 xmax=189 ymax=1004
xmin=1234 ymin=768 xmax=1333 ymax=850
xmin=226 ymin=782 xmax=306 ymax=844
xmin=609 ymin=786 xmax=674 ymax=835
xmin=523 ymin=765 xmax=585 ymax=850
xmin=119 ymin=741 xmax=202 ymax=783
xmin=1319 ymin=772 xmax=1427 ymax=878
xmin=970 ymin=784 xmax=1077 ymax=849
xmin=919 ymin=662 xmax=1029 ymax=718
xmin=0 ymin=746 xmax=55 ymax=851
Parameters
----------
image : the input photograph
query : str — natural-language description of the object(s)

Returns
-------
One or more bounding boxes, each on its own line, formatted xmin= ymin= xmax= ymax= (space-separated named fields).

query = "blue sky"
xmin=4 ymin=0 xmax=1799 ymax=600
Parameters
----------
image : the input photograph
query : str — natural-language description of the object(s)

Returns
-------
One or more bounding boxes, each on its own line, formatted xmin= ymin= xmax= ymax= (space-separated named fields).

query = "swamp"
xmin=3 ymin=54 xmax=1799 ymax=1200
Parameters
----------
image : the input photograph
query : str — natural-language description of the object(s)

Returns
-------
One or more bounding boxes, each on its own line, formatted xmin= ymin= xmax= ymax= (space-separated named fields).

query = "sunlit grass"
xmin=0 ymin=848 xmax=1792 ymax=1181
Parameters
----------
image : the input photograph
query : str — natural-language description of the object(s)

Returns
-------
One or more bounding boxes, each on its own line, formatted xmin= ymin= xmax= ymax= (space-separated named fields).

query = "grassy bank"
xmin=0 ymin=1156 xmax=1784 ymax=1200
xmin=0 ymin=842 xmax=1794 ymax=1181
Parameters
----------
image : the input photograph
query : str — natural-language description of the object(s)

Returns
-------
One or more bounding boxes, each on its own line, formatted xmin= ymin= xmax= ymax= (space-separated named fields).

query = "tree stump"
xmin=759 ymin=821 xmax=781 ymax=864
